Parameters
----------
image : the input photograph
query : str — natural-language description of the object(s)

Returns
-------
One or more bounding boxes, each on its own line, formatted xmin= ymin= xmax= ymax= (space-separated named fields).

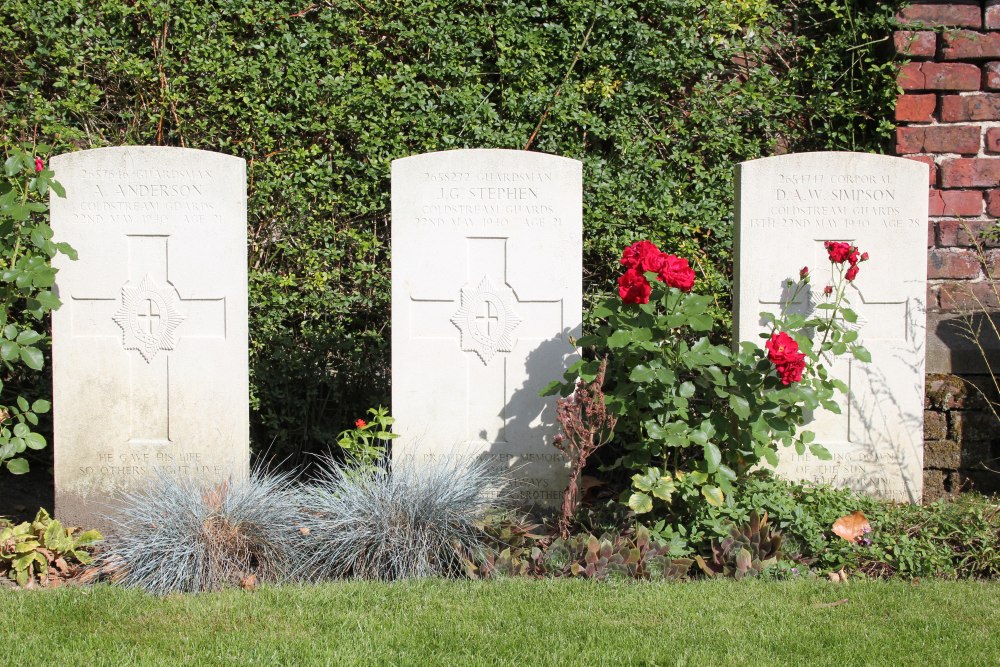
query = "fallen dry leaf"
xmin=241 ymin=574 xmax=257 ymax=591
xmin=298 ymin=527 xmax=310 ymax=536
xmin=832 ymin=511 xmax=871 ymax=543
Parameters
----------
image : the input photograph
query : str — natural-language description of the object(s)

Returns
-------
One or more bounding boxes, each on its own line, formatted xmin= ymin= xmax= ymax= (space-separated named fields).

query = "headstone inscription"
xmin=50 ymin=147 xmax=249 ymax=530
xmin=391 ymin=149 xmax=582 ymax=509
xmin=734 ymin=152 xmax=928 ymax=503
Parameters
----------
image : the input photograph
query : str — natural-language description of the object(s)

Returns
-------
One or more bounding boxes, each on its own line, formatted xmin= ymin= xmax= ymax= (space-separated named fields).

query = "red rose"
xmin=355 ymin=419 xmax=367 ymax=429
xmin=620 ymin=240 xmax=662 ymax=273
xmin=824 ymin=241 xmax=853 ymax=264
xmin=845 ymin=264 xmax=860 ymax=281
xmin=823 ymin=285 xmax=833 ymax=296
xmin=34 ymin=157 xmax=43 ymax=173
xmin=800 ymin=266 xmax=809 ymax=279
xmin=766 ymin=331 xmax=801 ymax=366
xmin=847 ymin=249 xmax=860 ymax=266
xmin=860 ymin=251 xmax=869 ymax=262
xmin=766 ymin=332 xmax=806 ymax=384
xmin=618 ymin=268 xmax=651 ymax=304
xmin=658 ymin=254 xmax=696 ymax=292
xmin=777 ymin=356 xmax=806 ymax=385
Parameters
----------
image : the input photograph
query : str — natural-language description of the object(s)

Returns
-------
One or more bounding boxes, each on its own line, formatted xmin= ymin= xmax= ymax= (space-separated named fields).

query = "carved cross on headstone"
xmin=409 ymin=236 xmax=562 ymax=442
xmin=68 ymin=234 xmax=225 ymax=445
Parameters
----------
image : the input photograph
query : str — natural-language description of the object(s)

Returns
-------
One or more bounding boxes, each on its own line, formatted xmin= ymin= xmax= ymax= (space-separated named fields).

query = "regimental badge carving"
xmin=112 ymin=274 xmax=186 ymax=363
xmin=450 ymin=275 xmax=522 ymax=365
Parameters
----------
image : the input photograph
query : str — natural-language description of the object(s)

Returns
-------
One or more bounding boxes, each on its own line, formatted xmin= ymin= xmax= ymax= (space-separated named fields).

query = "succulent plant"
xmin=470 ymin=512 xmax=547 ymax=578
xmin=543 ymin=525 xmax=692 ymax=581
xmin=695 ymin=511 xmax=783 ymax=580
xmin=0 ymin=509 xmax=102 ymax=587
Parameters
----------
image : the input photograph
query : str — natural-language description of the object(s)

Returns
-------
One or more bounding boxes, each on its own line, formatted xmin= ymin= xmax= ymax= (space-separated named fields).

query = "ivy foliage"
xmin=0 ymin=1 xmax=901 ymax=461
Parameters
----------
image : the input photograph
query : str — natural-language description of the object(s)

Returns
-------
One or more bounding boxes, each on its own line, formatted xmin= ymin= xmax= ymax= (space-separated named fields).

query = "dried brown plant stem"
xmin=952 ymin=223 xmax=1000 ymax=475
xmin=553 ymin=357 xmax=617 ymax=539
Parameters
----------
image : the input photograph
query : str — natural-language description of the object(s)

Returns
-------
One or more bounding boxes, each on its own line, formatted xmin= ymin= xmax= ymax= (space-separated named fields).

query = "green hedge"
xmin=0 ymin=1 xmax=901 ymax=462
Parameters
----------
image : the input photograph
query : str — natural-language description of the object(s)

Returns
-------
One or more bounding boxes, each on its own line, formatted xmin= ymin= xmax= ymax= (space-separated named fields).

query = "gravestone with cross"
xmin=50 ymin=147 xmax=249 ymax=532
xmin=734 ymin=152 xmax=928 ymax=502
xmin=392 ymin=149 xmax=582 ymax=509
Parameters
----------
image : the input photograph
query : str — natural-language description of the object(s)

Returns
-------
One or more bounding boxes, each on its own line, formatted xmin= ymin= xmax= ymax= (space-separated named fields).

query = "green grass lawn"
xmin=4 ymin=579 xmax=998 ymax=666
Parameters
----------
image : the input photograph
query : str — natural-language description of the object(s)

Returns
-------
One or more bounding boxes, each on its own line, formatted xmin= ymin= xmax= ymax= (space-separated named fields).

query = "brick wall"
xmin=895 ymin=1 xmax=1000 ymax=500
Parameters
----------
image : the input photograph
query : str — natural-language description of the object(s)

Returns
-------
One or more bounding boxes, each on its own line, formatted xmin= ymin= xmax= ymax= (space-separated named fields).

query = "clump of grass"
xmin=96 ymin=469 xmax=305 ymax=595
xmin=298 ymin=453 xmax=514 ymax=581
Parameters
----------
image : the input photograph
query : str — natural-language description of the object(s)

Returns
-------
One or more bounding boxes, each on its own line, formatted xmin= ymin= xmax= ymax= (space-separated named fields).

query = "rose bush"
xmin=544 ymin=240 xmax=871 ymax=515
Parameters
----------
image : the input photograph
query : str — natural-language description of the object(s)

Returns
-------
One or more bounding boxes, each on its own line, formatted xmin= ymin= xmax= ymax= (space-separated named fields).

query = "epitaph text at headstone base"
xmin=50 ymin=147 xmax=249 ymax=532
xmin=734 ymin=152 xmax=928 ymax=503
xmin=391 ymin=149 xmax=582 ymax=510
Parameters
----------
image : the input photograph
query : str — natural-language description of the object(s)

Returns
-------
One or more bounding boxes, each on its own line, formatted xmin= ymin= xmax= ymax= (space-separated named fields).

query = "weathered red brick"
xmin=898 ymin=3 xmax=983 ymax=28
xmin=929 ymin=188 xmax=983 ymax=216
xmin=898 ymin=62 xmax=981 ymax=91
xmin=987 ymin=0 xmax=1000 ymax=30
xmin=938 ymin=219 xmax=1000 ymax=247
xmin=940 ymin=157 xmax=1000 ymax=187
xmin=924 ymin=410 xmax=948 ymax=440
xmin=942 ymin=30 xmax=1000 ymax=59
xmin=929 ymin=248 xmax=983 ymax=278
xmin=897 ymin=125 xmax=981 ymax=154
xmin=895 ymin=93 xmax=938 ymax=121
xmin=941 ymin=92 xmax=1000 ymax=120
xmin=925 ymin=439 xmax=962 ymax=469
xmin=987 ymin=188 xmax=1000 ymax=214
xmin=986 ymin=62 xmax=1000 ymax=89
xmin=939 ymin=280 xmax=1000 ymax=310
xmin=905 ymin=155 xmax=938 ymax=185
xmin=895 ymin=30 xmax=938 ymax=57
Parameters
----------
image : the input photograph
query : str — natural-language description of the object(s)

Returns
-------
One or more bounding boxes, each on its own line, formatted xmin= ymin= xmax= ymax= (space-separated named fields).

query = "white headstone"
xmin=391 ymin=149 xmax=582 ymax=509
xmin=734 ymin=152 xmax=928 ymax=502
xmin=50 ymin=147 xmax=249 ymax=530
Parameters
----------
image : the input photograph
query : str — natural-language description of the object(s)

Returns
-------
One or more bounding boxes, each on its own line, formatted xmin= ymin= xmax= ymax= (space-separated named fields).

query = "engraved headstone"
xmin=50 ymin=147 xmax=249 ymax=530
xmin=734 ymin=152 xmax=928 ymax=502
xmin=391 ymin=149 xmax=582 ymax=509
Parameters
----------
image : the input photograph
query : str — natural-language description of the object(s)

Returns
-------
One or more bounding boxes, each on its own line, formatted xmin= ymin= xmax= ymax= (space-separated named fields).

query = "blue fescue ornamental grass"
xmin=96 ymin=469 xmax=305 ymax=595
xmin=298 ymin=453 xmax=515 ymax=581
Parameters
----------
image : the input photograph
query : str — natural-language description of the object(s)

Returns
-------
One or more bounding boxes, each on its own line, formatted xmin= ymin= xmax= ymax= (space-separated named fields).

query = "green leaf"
xmin=607 ymin=330 xmax=631 ymax=348
xmin=4 ymin=154 xmax=23 ymax=176
xmin=702 ymin=485 xmax=725 ymax=507
xmin=840 ymin=308 xmax=858 ymax=324
xmin=0 ymin=340 xmax=19 ymax=361
xmin=762 ymin=447 xmax=779 ymax=467
xmin=19 ymin=346 xmax=44 ymax=370
xmin=15 ymin=330 xmax=42 ymax=346
xmin=704 ymin=442 xmax=722 ymax=472
xmin=629 ymin=365 xmax=656 ymax=383
xmin=809 ymin=443 xmax=833 ymax=460
xmin=12 ymin=423 xmax=28 ymax=438
xmin=5 ymin=457 xmax=29 ymax=474
xmin=24 ymin=432 xmax=46 ymax=450
xmin=678 ymin=381 xmax=695 ymax=398
xmin=50 ymin=180 xmax=66 ymax=198
xmin=852 ymin=346 xmax=872 ymax=363
xmin=728 ymin=394 xmax=750 ymax=419
xmin=628 ymin=492 xmax=653 ymax=514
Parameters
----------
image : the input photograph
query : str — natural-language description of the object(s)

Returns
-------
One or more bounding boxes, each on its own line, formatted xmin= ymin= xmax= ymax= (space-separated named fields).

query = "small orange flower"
xmin=355 ymin=419 xmax=367 ymax=429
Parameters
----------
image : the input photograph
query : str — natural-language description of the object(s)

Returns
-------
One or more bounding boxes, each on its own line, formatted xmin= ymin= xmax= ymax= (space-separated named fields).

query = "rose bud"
xmin=861 ymin=252 xmax=869 ymax=262
xmin=823 ymin=285 xmax=833 ymax=296
xmin=800 ymin=266 xmax=809 ymax=279
xmin=34 ymin=157 xmax=43 ymax=172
